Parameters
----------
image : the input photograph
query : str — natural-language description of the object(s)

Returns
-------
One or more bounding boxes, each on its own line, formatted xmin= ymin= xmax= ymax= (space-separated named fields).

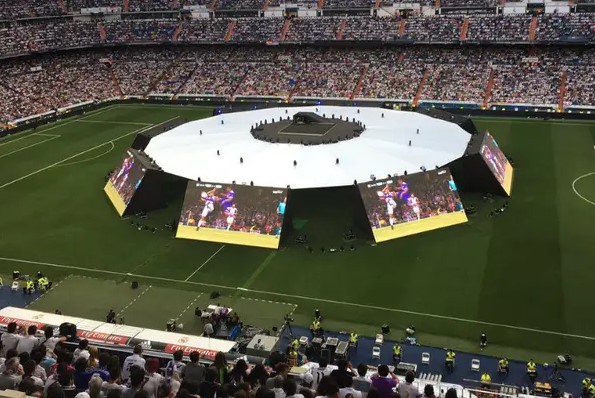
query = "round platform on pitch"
xmin=145 ymin=106 xmax=471 ymax=189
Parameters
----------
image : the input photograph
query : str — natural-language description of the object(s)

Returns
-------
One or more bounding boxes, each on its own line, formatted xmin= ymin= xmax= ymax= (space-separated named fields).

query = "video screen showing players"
xmin=480 ymin=132 xmax=514 ymax=196
xmin=358 ymin=168 xmax=468 ymax=242
xmin=104 ymin=150 xmax=147 ymax=216
xmin=176 ymin=181 xmax=287 ymax=249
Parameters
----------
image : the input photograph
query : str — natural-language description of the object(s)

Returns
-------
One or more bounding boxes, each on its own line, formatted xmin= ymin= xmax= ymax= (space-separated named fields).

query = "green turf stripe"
xmin=241 ymin=251 xmax=277 ymax=289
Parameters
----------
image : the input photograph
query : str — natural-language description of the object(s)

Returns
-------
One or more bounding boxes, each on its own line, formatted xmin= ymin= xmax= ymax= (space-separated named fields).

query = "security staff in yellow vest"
xmin=310 ymin=319 xmax=321 ymax=337
xmin=498 ymin=358 xmax=509 ymax=376
xmin=24 ymin=279 xmax=34 ymax=294
xmin=481 ymin=372 xmax=492 ymax=388
xmin=392 ymin=344 xmax=402 ymax=363
xmin=349 ymin=332 xmax=358 ymax=348
xmin=588 ymin=383 xmax=595 ymax=398
xmin=38 ymin=277 xmax=49 ymax=290
xmin=292 ymin=338 xmax=299 ymax=349
xmin=445 ymin=349 xmax=456 ymax=372
xmin=527 ymin=359 xmax=537 ymax=382
xmin=288 ymin=348 xmax=298 ymax=366
xmin=582 ymin=378 xmax=592 ymax=396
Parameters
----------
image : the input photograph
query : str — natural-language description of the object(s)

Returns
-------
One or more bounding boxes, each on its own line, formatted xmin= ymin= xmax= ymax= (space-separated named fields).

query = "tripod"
xmin=284 ymin=320 xmax=294 ymax=339
xmin=547 ymin=364 xmax=566 ymax=384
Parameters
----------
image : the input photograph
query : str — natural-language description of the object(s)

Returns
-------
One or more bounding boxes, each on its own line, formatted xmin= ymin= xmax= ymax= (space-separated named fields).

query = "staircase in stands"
xmin=173 ymin=63 xmax=200 ymax=100
xmin=398 ymin=19 xmax=406 ymax=38
xmin=529 ymin=15 xmax=538 ymax=41
xmin=558 ymin=71 xmax=567 ymax=112
xmin=413 ymin=67 xmax=430 ymax=107
xmin=350 ymin=64 xmax=369 ymax=100
xmin=482 ymin=69 xmax=495 ymax=109
xmin=145 ymin=62 xmax=174 ymax=97
xmin=229 ymin=67 xmax=252 ymax=101
xmin=287 ymin=82 xmax=300 ymax=103
xmin=56 ymin=0 xmax=67 ymax=14
xmin=280 ymin=19 xmax=291 ymax=41
xmin=97 ymin=22 xmax=107 ymax=42
xmin=123 ymin=0 xmax=130 ymax=12
xmin=107 ymin=65 xmax=124 ymax=98
xmin=336 ymin=18 xmax=347 ymax=40
xmin=262 ymin=0 xmax=271 ymax=11
xmin=224 ymin=20 xmax=236 ymax=42
xmin=173 ymin=21 xmax=183 ymax=41
xmin=460 ymin=17 xmax=469 ymax=41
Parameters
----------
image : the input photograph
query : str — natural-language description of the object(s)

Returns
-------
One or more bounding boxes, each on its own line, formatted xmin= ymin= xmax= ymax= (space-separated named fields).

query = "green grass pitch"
xmin=0 ymin=104 xmax=594 ymax=368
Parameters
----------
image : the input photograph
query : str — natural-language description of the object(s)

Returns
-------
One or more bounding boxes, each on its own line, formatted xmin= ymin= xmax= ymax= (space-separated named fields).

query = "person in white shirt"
xmin=17 ymin=326 xmax=40 ymax=354
xmin=74 ymin=339 xmax=91 ymax=361
xmin=1 ymin=323 xmax=22 ymax=355
xmin=339 ymin=377 xmax=362 ymax=398
xmin=40 ymin=326 xmax=65 ymax=352
xmin=397 ymin=371 xmax=419 ymax=398
xmin=351 ymin=364 xmax=372 ymax=398
xmin=122 ymin=345 xmax=146 ymax=382
xmin=310 ymin=359 xmax=332 ymax=391
xmin=143 ymin=358 xmax=164 ymax=398
xmin=284 ymin=378 xmax=305 ymax=398
xmin=22 ymin=359 xmax=44 ymax=387
xmin=272 ymin=375 xmax=287 ymax=398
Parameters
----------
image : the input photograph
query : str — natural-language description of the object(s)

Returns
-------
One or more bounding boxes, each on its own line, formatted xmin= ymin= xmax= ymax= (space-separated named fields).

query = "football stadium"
xmin=0 ymin=2 xmax=594 ymax=398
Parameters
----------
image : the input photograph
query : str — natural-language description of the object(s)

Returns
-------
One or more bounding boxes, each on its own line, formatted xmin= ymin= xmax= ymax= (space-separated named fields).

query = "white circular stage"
xmin=145 ymin=106 xmax=471 ymax=189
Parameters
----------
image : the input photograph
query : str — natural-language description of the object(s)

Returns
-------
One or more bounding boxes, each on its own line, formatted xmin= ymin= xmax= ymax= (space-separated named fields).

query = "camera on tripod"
xmin=284 ymin=314 xmax=294 ymax=323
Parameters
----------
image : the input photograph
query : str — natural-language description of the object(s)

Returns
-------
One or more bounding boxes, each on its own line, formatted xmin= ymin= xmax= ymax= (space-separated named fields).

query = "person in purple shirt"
xmin=370 ymin=365 xmax=398 ymax=398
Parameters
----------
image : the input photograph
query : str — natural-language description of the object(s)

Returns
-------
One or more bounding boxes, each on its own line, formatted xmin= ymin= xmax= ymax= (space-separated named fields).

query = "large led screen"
xmin=358 ymin=168 xmax=467 ymax=242
xmin=480 ymin=132 xmax=514 ymax=196
xmin=176 ymin=181 xmax=287 ymax=249
xmin=104 ymin=150 xmax=147 ymax=216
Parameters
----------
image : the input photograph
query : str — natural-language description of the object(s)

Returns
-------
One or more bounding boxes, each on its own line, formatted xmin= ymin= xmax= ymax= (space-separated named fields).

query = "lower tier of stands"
xmin=1 ymin=46 xmax=594 ymax=124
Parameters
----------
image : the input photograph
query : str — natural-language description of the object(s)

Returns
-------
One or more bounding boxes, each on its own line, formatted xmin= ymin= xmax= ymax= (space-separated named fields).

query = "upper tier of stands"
xmin=0 ymin=13 xmax=593 ymax=59
xmin=1 ymin=0 xmax=594 ymax=19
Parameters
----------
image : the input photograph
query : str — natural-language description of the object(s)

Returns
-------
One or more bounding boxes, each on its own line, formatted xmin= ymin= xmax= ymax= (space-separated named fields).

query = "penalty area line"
xmin=52 ymin=141 xmax=115 ymax=168
xmin=2 ymin=255 xmax=595 ymax=341
xmin=0 ymin=135 xmax=61 ymax=160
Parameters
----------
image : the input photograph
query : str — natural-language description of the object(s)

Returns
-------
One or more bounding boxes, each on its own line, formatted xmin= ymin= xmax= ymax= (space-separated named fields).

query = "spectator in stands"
xmin=180 ymin=351 xmax=204 ymax=384
xmin=122 ymin=366 xmax=146 ymax=398
xmin=317 ymin=377 xmax=340 ymax=398
xmin=272 ymin=375 xmax=286 ymax=398
xmin=300 ymin=373 xmax=315 ymax=397
xmin=47 ymin=380 xmax=67 ymax=398
xmin=212 ymin=352 xmax=230 ymax=385
xmin=310 ymin=359 xmax=331 ymax=391
xmin=230 ymin=359 xmax=249 ymax=385
xmin=1 ymin=323 xmax=21 ymax=355
xmin=248 ymin=364 xmax=269 ymax=389
xmin=103 ymin=358 xmax=125 ymax=393
xmin=370 ymin=366 xmax=398 ymax=398
xmin=74 ymin=358 xmax=90 ymax=389
xmin=397 ymin=372 xmax=418 ymax=398
xmin=331 ymin=361 xmax=354 ymax=389
xmin=423 ymin=385 xmax=436 ymax=398
xmin=17 ymin=325 xmax=39 ymax=354
xmin=74 ymin=340 xmax=91 ymax=361
xmin=144 ymin=358 xmax=165 ymax=398
xmin=165 ymin=350 xmax=185 ymax=379
xmin=31 ymin=349 xmax=48 ymax=382
xmin=22 ymin=359 xmax=44 ymax=388
xmin=445 ymin=389 xmax=457 ymax=398
xmin=199 ymin=368 xmax=225 ymax=398
xmin=0 ymin=357 xmax=22 ymax=390
xmin=352 ymin=364 xmax=371 ymax=398
xmin=87 ymin=347 xmax=100 ymax=369
xmin=339 ymin=376 xmax=361 ymax=398
xmin=122 ymin=345 xmax=146 ymax=382
xmin=284 ymin=378 xmax=304 ymax=398
xmin=89 ymin=352 xmax=111 ymax=381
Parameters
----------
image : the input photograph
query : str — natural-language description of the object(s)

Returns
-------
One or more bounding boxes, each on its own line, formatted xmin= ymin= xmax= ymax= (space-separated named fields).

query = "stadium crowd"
xmin=2 ymin=45 xmax=595 ymax=124
xmin=0 ymin=322 xmax=450 ymax=398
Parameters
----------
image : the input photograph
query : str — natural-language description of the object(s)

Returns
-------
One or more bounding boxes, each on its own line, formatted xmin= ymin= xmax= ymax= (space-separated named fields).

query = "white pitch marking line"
xmin=34 ymin=133 xmax=61 ymax=138
xmin=184 ymin=245 xmax=226 ymax=282
xmin=117 ymin=286 xmax=152 ymax=318
xmin=572 ymin=172 xmax=595 ymax=206
xmin=75 ymin=120 xmax=152 ymax=126
xmin=174 ymin=293 xmax=203 ymax=321
xmin=52 ymin=141 xmax=115 ymax=168
xmin=25 ymin=274 xmax=73 ymax=309
xmin=0 ymin=117 xmax=178 ymax=190
xmin=0 ymin=135 xmax=61 ymax=160
xmin=2 ymin=256 xmax=595 ymax=341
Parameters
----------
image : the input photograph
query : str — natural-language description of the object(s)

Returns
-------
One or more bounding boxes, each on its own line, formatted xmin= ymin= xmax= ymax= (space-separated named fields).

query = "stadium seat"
xmin=421 ymin=352 xmax=430 ymax=365
xmin=471 ymin=359 xmax=481 ymax=371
